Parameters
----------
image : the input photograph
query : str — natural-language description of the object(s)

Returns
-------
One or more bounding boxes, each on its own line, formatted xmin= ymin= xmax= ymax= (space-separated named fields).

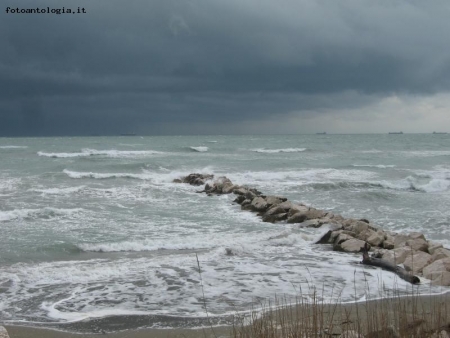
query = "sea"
xmin=0 ymin=134 xmax=449 ymax=330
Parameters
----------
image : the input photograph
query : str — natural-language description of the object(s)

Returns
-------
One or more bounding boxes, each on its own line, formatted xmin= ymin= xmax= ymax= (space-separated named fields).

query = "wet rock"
xmin=393 ymin=234 xmax=410 ymax=248
xmin=423 ymin=258 xmax=450 ymax=280
xmin=334 ymin=233 xmax=354 ymax=245
xmin=406 ymin=238 xmax=429 ymax=252
xmin=430 ymin=271 xmax=450 ymax=286
xmin=286 ymin=211 xmax=308 ymax=223
xmin=288 ymin=205 xmax=309 ymax=217
xmin=172 ymin=178 xmax=182 ymax=183
xmin=346 ymin=220 xmax=370 ymax=235
xmin=367 ymin=231 xmax=385 ymax=247
xmin=335 ymin=238 xmax=368 ymax=253
xmin=182 ymin=173 xmax=214 ymax=186
xmin=432 ymin=248 xmax=450 ymax=262
xmin=250 ymin=197 xmax=269 ymax=212
xmin=357 ymin=229 xmax=375 ymax=242
xmin=409 ymin=232 xmax=426 ymax=241
xmin=359 ymin=218 xmax=370 ymax=224
xmin=233 ymin=187 xmax=249 ymax=195
xmin=264 ymin=205 xmax=287 ymax=217
xmin=262 ymin=213 xmax=288 ymax=223
xmin=404 ymin=251 xmax=432 ymax=274
xmin=428 ymin=242 xmax=444 ymax=255
xmin=233 ymin=195 xmax=246 ymax=204
xmin=265 ymin=196 xmax=286 ymax=206
xmin=382 ymin=247 xmax=413 ymax=265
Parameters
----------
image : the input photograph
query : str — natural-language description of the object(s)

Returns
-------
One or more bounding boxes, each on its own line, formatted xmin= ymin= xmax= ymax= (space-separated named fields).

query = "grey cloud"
xmin=1 ymin=0 xmax=450 ymax=135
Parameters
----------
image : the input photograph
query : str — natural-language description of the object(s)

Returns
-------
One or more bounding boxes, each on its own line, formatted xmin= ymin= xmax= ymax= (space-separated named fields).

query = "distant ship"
xmin=388 ymin=132 xmax=403 ymax=134
xmin=316 ymin=132 xmax=327 ymax=135
xmin=433 ymin=131 xmax=447 ymax=134
xmin=120 ymin=133 xmax=137 ymax=136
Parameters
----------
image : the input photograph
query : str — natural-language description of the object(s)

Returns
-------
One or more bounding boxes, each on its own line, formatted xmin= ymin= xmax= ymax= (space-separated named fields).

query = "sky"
xmin=1 ymin=0 xmax=450 ymax=136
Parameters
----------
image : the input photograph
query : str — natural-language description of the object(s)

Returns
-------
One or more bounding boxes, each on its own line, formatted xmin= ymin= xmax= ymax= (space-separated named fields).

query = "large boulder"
xmin=286 ymin=212 xmax=308 ymax=224
xmin=409 ymin=232 xmax=426 ymax=241
xmin=428 ymin=242 xmax=444 ymax=255
xmin=403 ymin=251 xmax=432 ymax=274
xmin=405 ymin=238 xmax=429 ymax=252
xmin=432 ymin=248 xmax=450 ymax=262
xmin=233 ymin=187 xmax=249 ymax=196
xmin=288 ymin=205 xmax=309 ymax=217
xmin=382 ymin=247 xmax=413 ymax=265
xmin=264 ymin=196 xmax=286 ymax=207
xmin=367 ymin=231 xmax=385 ymax=247
xmin=393 ymin=234 xmax=410 ymax=248
xmin=250 ymin=197 xmax=269 ymax=212
xmin=335 ymin=238 xmax=368 ymax=253
xmin=346 ymin=220 xmax=370 ymax=235
xmin=430 ymin=271 xmax=450 ymax=286
xmin=264 ymin=205 xmax=287 ymax=217
xmin=262 ymin=213 xmax=288 ymax=223
xmin=181 ymin=173 xmax=214 ymax=186
xmin=423 ymin=258 xmax=450 ymax=280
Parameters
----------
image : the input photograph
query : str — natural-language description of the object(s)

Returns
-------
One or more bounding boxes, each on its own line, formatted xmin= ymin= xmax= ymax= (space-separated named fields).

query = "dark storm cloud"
xmin=1 ymin=0 xmax=450 ymax=135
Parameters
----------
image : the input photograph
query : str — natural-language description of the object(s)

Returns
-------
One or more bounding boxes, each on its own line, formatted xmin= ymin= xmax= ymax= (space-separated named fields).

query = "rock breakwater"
xmin=175 ymin=173 xmax=450 ymax=286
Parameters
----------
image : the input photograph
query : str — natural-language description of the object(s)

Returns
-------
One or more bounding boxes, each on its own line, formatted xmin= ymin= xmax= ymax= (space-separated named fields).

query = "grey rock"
xmin=336 ymin=238 xmax=368 ymax=253
xmin=403 ymin=251 xmax=432 ymax=274
xmin=367 ymin=231 xmax=385 ymax=247
xmin=382 ymin=247 xmax=413 ymax=265
xmin=409 ymin=232 xmax=426 ymax=241
xmin=423 ymin=258 xmax=450 ymax=280
xmin=251 ymin=197 xmax=269 ymax=212
xmin=406 ymin=238 xmax=429 ymax=252
xmin=432 ymin=248 xmax=450 ymax=262
xmin=428 ymin=242 xmax=444 ymax=255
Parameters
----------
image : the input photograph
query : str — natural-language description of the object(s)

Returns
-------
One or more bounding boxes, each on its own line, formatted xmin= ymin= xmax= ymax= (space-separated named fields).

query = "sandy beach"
xmin=4 ymin=292 xmax=450 ymax=337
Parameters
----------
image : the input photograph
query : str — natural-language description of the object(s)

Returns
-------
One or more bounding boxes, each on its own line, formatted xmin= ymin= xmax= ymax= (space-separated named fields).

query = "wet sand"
xmin=4 ymin=292 xmax=450 ymax=338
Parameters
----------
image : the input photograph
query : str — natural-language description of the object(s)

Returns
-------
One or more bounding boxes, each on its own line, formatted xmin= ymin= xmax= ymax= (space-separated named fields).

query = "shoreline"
xmin=3 ymin=291 xmax=450 ymax=337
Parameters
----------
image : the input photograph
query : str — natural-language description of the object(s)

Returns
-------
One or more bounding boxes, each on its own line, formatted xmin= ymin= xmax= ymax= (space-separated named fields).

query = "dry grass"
xmin=229 ymin=282 xmax=450 ymax=338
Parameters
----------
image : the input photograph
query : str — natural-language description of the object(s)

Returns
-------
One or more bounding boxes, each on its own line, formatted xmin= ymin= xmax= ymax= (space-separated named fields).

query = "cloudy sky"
xmin=1 ymin=0 xmax=450 ymax=136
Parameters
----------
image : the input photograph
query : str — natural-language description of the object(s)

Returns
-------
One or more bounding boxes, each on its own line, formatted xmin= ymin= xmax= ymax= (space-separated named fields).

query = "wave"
xmin=359 ymin=149 xmax=383 ymax=154
xmin=252 ymin=148 xmax=307 ymax=153
xmin=33 ymin=186 xmax=85 ymax=195
xmin=38 ymin=148 xmax=164 ymax=158
xmin=189 ymin=146 xmax=208 ymax=152
xmin=0 ymin=145 xmax=28 ymax=149
xmin=399 ymin=150 xmax=450 ymax=157
xmin=206 ymin=140 xmax=218 ymax=143
xmin=309 ymin=176 xmax=450 ymax=193
xmin=63 ymin=167 xmax=215 ymax=183
xmin=77 ymin=239 xmax=209 ymax=252
xmin=0 ymin=207 xmax=83 ymax=222
xmin=352 ymin=164 xmax=396 ymax=169
xmin=63 ymin=169 xmax=152 ymax=180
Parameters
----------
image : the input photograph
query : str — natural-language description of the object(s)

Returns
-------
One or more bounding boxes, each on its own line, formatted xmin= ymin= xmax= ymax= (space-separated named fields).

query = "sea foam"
xmin=252 ymin=148 xmax=307 ymax=153
xmin=38 ymin=148 xmax=164 ymax=158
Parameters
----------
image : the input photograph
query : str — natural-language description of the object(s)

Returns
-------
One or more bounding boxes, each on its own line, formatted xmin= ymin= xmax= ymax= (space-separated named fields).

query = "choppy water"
xmin=0 ymin=134 xmax=449 ymax=328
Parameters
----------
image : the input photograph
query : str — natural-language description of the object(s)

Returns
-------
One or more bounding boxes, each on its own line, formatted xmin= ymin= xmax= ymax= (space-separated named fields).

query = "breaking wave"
xmin=0 ymin=145 xmax=28 ymax=149
xmin=252 ymin=148 xmax=307 ymax=153
xmin=37 ymin=148 xmax=164 ymax=158
xmin=352 ymin=164 xmax=396 ymax=169
xmin=189 ymin=146 xmax=208 ymax=152
xmin=0 ymin=207 xmax=83 ymax=222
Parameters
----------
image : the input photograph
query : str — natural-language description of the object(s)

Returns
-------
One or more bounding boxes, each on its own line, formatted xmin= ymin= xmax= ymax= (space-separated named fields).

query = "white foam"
xmin=352 ymin=164 xmax=396 ymax=169
xmin=252 ymin=148 xmax=307 ymax=153
xmin=0 ymin=145 xmax=28 ymax=149
xmin=206 ymin=141 xmax=218 ymax=143
xmin=38 ymin=148 xmax=164 ymax=158
xmin=398 ymin=150 xmax=450 ymax=157
xmin=359 ymin=149 xmax=382 ymax=154
xmin=189 ymin=146 xmax=208 ymax=152
xmin=0 ymin=207 xmax=83 ymax=222
xmin=34 ymin=186 xmax=85 ymax=195
xmin=228 ymin=168 xmax=377 ymax=188
xmin=63 ymin=169 xmax=152 ymax=180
